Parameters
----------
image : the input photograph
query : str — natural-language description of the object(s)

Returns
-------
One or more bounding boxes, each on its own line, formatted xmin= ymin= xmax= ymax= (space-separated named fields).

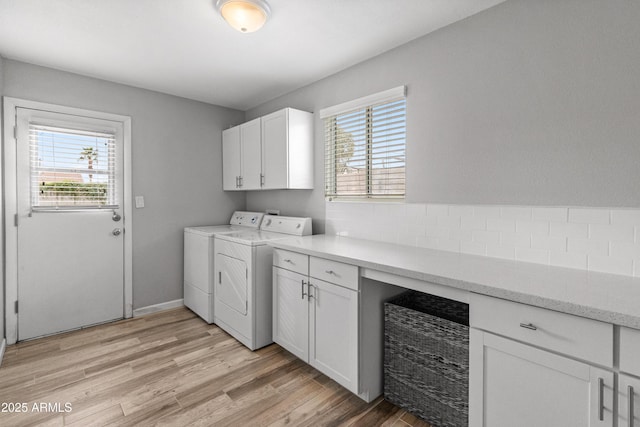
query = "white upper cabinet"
xmin=222 ymin=108 xmax=313 ymax=191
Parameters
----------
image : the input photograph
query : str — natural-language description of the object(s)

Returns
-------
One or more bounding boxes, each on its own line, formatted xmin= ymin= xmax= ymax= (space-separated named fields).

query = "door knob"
xmin=112 ymin=228 xmax=122 ymax=236
xmin=112 ymin=212 xmax=121 ymax=222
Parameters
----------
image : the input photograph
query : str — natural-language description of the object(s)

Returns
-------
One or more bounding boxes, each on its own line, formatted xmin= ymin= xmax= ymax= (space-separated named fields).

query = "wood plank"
xmin=0 ymin=307 xmax=418 ymax=426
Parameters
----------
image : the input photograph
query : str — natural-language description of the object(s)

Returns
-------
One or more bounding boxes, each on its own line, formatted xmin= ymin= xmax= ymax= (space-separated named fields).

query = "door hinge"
xmin=15 ymin=300 xmax=18 ymax=314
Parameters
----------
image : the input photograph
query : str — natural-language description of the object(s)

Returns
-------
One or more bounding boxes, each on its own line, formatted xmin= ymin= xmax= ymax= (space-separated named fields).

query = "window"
xmin=322 ymin=86 xmax=406 ymax=200
xmin=29 ymin=123 xmax=118 ymax=209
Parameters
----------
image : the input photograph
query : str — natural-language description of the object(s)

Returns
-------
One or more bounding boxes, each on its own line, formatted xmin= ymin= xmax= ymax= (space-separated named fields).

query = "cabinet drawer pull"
xmin=519 ymin=323 xmax=537 ymax=331
xmin=630 ymin=385 xmax=635 ymax=427
xmin=325 ymin=270 xmax=335 ymax=275
xmin=284 ymin=259 xmax=293 ymax=263
xmin=301 ymin=280 xmax=307 ymax=300
xmin=598 ymin=377 xmax=605 ymax=421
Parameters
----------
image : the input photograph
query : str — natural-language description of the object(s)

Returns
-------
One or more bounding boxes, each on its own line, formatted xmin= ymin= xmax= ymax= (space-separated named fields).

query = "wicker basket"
xmin=384 ymin=291 xmax=469 ymax=427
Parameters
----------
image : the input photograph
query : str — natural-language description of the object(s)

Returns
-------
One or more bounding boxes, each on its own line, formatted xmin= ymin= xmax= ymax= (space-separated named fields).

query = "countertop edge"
xmin=269 ymin=238 xmax=640 ymax=330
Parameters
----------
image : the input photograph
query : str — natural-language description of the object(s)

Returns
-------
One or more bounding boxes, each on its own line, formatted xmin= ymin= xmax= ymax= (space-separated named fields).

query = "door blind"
xmin=29 ymin=123 xmax=118 ymax=209
xmin=324 ymin=96 xmax=406 ymax=199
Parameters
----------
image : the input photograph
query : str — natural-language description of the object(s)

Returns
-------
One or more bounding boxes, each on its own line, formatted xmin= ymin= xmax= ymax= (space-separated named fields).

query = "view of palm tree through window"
xmin=325 ymin=98 xmax=406 ymax=198
xmin=29 ymin=124 xmax=117 ymax=208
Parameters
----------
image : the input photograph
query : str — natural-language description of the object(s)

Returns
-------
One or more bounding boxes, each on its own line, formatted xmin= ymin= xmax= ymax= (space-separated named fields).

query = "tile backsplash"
xmin=325 ymin=202 xmax=640 ymax=277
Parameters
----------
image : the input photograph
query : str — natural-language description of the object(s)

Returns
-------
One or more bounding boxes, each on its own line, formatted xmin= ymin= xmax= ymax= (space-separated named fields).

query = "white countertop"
xmin=270 ymin=235 xmax=640 ymax=329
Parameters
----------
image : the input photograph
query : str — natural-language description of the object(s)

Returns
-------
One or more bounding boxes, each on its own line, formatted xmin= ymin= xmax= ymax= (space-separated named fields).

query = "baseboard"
xmin=0 ymin=338 xmax=6 ymax=367
xmin=133 ymin=299 xmax=184 ymax=317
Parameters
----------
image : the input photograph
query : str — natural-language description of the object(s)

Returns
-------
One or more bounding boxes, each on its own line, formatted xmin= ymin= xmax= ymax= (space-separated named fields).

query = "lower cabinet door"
xmin=469 ymin=329 xmax=613 ymax=427
xmin=309 ymin=278 xmax=358 ymax=394
xmin=272 ymin=267 xmax=309 ymax=361
xmin=619 ymin=373 xmax=640 ymax=427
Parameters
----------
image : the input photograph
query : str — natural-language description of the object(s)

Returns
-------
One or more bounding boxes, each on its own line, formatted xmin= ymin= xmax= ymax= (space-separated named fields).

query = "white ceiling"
xmin=0 ymin=0 xmax=506 ymax=111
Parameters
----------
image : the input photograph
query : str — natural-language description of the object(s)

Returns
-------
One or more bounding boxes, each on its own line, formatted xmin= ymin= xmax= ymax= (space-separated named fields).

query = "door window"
xmin=29 ymin=123 xmax=118 ymax=209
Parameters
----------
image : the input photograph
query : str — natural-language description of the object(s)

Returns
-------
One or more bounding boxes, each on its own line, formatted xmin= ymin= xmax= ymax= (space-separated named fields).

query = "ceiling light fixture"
xmin=215 ymin=0 xmax=271 ymax=33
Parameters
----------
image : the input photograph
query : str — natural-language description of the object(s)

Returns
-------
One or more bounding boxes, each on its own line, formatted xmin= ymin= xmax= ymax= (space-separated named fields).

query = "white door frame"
xmin=3 ymin=97 xmax=133 ymax=345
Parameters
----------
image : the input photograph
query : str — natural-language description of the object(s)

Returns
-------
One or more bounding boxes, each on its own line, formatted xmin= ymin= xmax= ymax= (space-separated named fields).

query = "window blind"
xmin=324 ymin=89 xmax=406 ymax=199
xmin=29 ymin=123 xmax=118 ymax=209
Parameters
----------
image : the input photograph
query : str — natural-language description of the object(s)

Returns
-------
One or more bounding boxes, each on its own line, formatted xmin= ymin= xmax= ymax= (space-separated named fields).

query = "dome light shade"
xmin=216 ymin=0 xmax=271 ymax=33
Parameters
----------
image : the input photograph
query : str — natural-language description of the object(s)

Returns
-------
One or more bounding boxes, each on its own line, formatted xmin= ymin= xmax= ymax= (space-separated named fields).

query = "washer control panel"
xmin=260 ymin=215 xmax=312 ymax=236
xmin=229 ymin=211 xmax=265 ymax=228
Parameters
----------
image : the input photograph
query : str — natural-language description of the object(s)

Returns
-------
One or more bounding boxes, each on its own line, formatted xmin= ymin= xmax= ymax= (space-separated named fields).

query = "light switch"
xmin=135 ymin=196 xmax=145 ymax=208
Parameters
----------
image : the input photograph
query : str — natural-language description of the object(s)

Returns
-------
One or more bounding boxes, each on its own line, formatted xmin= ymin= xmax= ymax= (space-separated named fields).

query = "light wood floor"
xmin=0 ymin=307 xmax=431 ymax=427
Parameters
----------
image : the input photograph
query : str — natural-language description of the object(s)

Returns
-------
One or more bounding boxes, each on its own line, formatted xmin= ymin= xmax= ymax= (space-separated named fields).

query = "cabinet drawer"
xmin=273 ymin=249 xmax=308 ymax=275
xmin=310 ymin=257 xmax=358 ymax=291
xmin=470 ymin=293 xmax=613 ymax=367
xmin=620 ymin=326 xmax=640 ymax=375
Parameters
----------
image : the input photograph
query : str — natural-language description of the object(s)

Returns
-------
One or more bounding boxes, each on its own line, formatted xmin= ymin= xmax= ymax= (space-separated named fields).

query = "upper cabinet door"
xmin=222 ymin=126 xmax=241 ymax=191
xmin=240 ymin=118 xmax=262 ymax=190
xmin=262 ymin=109 xmax=289 ymax=190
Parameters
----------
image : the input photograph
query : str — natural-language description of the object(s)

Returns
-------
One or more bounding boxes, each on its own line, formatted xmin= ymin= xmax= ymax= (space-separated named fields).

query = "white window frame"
xmin=320 ymin=86 xmax=407 ymax=201
xmin=2 ymin=97 xmax=134 ymax=345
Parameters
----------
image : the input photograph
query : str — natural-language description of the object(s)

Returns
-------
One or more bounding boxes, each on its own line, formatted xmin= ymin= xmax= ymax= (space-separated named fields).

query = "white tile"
xmin=486 ymin=244 xmax=515 ymax=260
xmin=531 ymin=235 xmax=567 ymax=252
xmin=439 ymin=239 xmax=461 ymax=253
xmin=374 ymin=202 xmax=405 ymax=219
xmin=549 ymin=222 xmax=589 ymax=239
xmin=501 ymin=206 xmax=532 ymax=220
xmin=405 ymin=203 xmax=427 ymax=218
xmin=487 ymin=218 xmax=516 ymax=233
xmin=472 ymin=230 xmax=501 ymax=245
xmin=473 ymin=205 xmax=501 ymax=219
xmin=550 ymin=251 xmax=588 ymax=270
xmin=532 ymin=207 xmax=568 ymax=222
xmin=461 ymin=241 xmax=487 ymax=256
xmin=590 ymin=224 xmax=635 ymax=243
xmin=588 ymin=255 xmax=633 ymax=276
xmin=500 ymin=232 xmax=530 ymax=248
xmin=516 ymin=220 xmax=550 ymax=235
xmin=437 ymin=215 xmax=461 ymax=229
xmin=516 ymin=248 xmax=550 ymax=265
xmin=416 ymin=236 xmax=439 ymax=250
xmin=611 ymin=209 xmax=640 ymax=226
xmin=568 ymin=208 xmax=610 ymax=224
xmin=426 ymin=204 xmax=449 ymax=217
xmin=567 ymin=238 xmax=609 ymax=256
xmin=448 ymin=205 xmax=475 ymax=217
xmin=461 ymin=216 xmax=486 ymax=231
xmin=425 ymin=224 xmax=449 ymax=239
xmin=610 ymin=241 xmax=640 ymax=259
xmin=450 ymin=229 xmax=473 ymax=242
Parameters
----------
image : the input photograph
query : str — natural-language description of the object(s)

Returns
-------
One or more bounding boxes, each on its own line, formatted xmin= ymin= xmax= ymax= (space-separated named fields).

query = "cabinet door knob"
xmin=519 ymin=323 xmax=537 ymax=331
xmin=629 ymin=385 xmax=635 ymax=427
xmin=598 ymin=377 xmax=605 ymax=421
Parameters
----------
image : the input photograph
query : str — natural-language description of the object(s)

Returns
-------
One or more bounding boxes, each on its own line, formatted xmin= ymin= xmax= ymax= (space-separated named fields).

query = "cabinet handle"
xmin=239 ymin=176 xmax=243 ymax=187
xmin=284 ymin=259 xmax=292 ymax=263
xmin=219 ymin=271 xmax=222 ymax=284
xmin=519 ymin=323 xmax=537 ymax=331
xmin=260 ymin=173 xmax=265 ymax=187
xmin=325 ymin=270 xmax=335 ymax=275
xmin=235 ymin=176 xmax=239 ymax=188
xmin=598 ymin=377 xmax=605 ymax=421
xmin=301 ymin=280 xmax=307 ymax=300
xmin=630 ymin=385 xmax=635 ymax=427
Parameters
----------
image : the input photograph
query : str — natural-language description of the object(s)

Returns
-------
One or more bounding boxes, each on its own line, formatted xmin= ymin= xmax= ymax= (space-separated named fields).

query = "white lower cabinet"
xmin=470 ymin=329 xmax=614 ymax=427
xmin=308 ymin=278 xmax=358 ymax=393
xmin=619 ymin=374 xmax=640 ymax=427
xmin=272 ymin=262 xmax=359 ymax=394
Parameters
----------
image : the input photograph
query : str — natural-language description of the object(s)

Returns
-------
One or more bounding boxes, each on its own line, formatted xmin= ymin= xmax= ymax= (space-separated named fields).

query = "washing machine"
xmin=214 ymin=215 xmax=312 ymax=350
xmin=183 ymin=211 xmax=264 ymax=323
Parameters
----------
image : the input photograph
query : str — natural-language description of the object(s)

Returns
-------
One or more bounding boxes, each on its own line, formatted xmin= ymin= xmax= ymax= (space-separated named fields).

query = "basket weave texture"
xmin=384 ymin=291 xmax=469 ymax=427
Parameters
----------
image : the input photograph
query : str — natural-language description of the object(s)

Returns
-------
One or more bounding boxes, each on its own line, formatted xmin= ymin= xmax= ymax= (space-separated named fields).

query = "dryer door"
xmin=216 ymin=253 xmax=248 ymax=315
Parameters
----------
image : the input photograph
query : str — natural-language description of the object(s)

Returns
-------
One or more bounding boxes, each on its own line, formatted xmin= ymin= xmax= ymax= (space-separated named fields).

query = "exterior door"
xmin=15 ymin=107 xmax=125 ymax=340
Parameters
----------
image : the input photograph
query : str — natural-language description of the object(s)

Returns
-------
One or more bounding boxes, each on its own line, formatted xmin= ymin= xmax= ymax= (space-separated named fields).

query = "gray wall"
xmin=246 ymin=0 xmax=640 ymax=233
xmin=2 ymin=59 xmax=245 ymax=310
